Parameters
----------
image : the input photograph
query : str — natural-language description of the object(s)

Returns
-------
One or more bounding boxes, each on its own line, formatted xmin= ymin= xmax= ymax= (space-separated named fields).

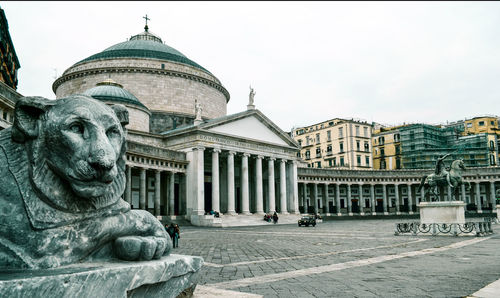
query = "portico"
xmin=162 ymin=109 xmax=301 ymax=226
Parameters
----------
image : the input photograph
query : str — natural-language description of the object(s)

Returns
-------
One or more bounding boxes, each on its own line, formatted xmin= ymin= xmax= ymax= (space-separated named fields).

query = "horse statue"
xmin=417 ymin=159 xmax=470 ymax=202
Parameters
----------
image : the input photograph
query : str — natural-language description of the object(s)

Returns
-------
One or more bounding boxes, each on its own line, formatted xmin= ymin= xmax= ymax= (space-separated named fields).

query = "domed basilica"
xmin=52 ymin=24 xmax=302 ymax=226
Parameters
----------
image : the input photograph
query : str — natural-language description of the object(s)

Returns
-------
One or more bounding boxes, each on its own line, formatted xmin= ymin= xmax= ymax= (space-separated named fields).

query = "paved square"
xmin=174 ymin=219 xmax=500 ymax=297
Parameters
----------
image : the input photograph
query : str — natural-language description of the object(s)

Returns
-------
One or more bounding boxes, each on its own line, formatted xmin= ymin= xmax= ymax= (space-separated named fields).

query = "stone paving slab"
xmin=179 ymin=219 xmax=500 ymax=297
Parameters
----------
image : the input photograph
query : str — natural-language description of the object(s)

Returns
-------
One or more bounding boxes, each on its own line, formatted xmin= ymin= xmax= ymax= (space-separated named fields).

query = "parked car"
xmin=298 ymin=216 xmax=316 ymax=227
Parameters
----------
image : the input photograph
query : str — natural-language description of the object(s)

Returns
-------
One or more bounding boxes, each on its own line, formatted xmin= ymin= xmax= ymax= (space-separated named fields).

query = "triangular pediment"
xmin=203 ymin=111 xmax=296 ymax=147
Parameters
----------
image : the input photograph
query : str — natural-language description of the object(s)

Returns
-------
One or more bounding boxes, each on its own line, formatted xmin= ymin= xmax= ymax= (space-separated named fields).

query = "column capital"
xmin=155 ymin=169 xmax=162 ymax=173
xmin=193 ymin=146 xmax=205 ymax=151
xmin=256 ymin=155 xmax=264 ymax=159
xmin=227 ymin=150 xmax=236 ymax=156
xmin=212 ymin=148 xmax=222 ymax=153
xmin=280 ymin=159 xmax=287 ymax=164
xmin=268 ymin=157 xmax=276 ymax=161
xmin=242 ymin=152 xmax=251 ymax=157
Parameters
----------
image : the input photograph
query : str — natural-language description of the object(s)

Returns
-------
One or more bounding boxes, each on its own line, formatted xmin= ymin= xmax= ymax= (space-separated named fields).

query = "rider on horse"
xmin=435 ymin=154 xmax=453 ymax=188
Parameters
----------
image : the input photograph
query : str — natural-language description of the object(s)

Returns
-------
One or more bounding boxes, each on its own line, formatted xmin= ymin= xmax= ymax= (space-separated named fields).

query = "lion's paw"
xmin=113 ymin=236 xmax=170 ymax=261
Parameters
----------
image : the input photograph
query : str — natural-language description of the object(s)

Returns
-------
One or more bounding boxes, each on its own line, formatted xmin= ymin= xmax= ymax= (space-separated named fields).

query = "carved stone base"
xmin=0 ymin=254 xmax=203 ymax=298
xmin=418 ymin=201 xmax=465 ymax=224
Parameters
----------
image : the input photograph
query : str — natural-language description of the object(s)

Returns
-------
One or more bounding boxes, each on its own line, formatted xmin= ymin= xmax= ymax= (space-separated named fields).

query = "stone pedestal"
xmin=496 ymin=205 xmax=500 ymax=222
xmin=418 ymin=201 xmax=466 ymax=224
xmin=0 ymin=254 xmax=203 ymax=298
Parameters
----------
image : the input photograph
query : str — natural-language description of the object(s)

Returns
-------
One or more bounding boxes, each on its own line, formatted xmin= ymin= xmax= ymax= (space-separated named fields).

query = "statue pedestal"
xmin=418 ymin=201 xmax=466 ymax=224
xmin=496 ymin=205 xmax=500 ymax=222
xmin=0 ymin=254 xmax=203 ymax=298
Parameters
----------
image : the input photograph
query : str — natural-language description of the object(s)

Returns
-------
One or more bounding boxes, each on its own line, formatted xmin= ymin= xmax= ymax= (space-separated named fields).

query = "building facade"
xmin=292 ymin=118 xmax=373 ymax=170
xmin=372 ymin=125 xmax=407 ymax=170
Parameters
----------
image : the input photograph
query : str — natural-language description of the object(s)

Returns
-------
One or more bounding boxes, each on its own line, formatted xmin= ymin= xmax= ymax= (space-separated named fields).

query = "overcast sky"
xmin=3 ymin=1 xmax=500 ymax=131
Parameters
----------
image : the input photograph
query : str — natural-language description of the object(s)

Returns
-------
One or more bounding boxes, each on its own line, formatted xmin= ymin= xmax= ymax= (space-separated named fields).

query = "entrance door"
xmin=352 ymin=199 xmax=359 ymax=213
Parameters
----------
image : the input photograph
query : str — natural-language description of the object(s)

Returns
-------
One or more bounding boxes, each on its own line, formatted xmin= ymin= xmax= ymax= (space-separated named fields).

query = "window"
xmin=161 ymin=63 xmax=165 ymax=69
xmin=357 ymin=155 xmax=361 ymax=165
xmin=339 ymin=142 xmax=344 ymax=152
xmin=340 ymin=156 xmax=344 ymax=166
xmin=298 ymin=139 xmax=302 ymax=147
xmin=380 ymin=159 xmax=386 ymax=169
xmin=327 ymin=130 xmax=331 ymax=141
xmin=378 ymin=136 xmax=385 ymax=145
xmin=326 ymin=144 xmax=332 ymax=154
xmin=306 ymin=137 xmax=310 ymax=146
xmin=394 ymin=134 xmax=400 ymax=142
xmin=305 ymin=150 xmax=310 ymax=159
xmin=364 ymin=142 xmax=369 ymax=152
xmin=333 ymin=157 xmax=337 ymax=166
xmin=490 ymin=140 xmax=495 ymax=150
xmin=328 ymin=121 xmax=334 ymax=126
xmin=491 ymin=154 xmax=496 ymax=165
xmin=380 ymin=147 xmax=385 ymax=156
xmin=355 ymin=125 xmax=360 ymax=136
xmin=316 ymin=161 xmax=322 ymax=168
xmin=363 ymin=127 xmax=368 ymax=137
xmin=491 ymin=121 xmax=495 ymax=126
xmin=396 ymin=158 xmax=401 ymax=169
xmin=316 ymin=147 xmax=321 ymax=157
xmin=356 ymin=140 xmax=360 ymax=151
xmin=2 ymin=110 xmax=6 ymax=120
xmin=478 ymin=121 xmax=485 ymax=126
xmin=410 ymin=131 xmax=415 ymax=140
xmin=316 ymin=133 xmax=320 ymax=144
xmin=339 ymin=127 xmax=343 ymax=138
xmin=365 ymin=156 xmax=370 ymax=166
xmin=395 ymin=145 xmax=400 ymax=155
xmin=328 ymin=159 xmax=333 ymax=167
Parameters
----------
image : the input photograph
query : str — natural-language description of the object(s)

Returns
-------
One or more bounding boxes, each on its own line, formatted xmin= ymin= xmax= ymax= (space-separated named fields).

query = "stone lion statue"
xmin=0 ymin=95 xmax=172 ymax=269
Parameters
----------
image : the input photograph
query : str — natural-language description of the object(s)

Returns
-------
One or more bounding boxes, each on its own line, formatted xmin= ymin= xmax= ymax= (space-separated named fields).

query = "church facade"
xmin=51 ymin=25 xmax=302 ymax=226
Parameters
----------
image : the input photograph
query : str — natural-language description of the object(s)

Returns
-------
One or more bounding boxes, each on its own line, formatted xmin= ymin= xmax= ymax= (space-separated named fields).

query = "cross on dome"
xmin=143 ymin=14 xmax=150 ymax=31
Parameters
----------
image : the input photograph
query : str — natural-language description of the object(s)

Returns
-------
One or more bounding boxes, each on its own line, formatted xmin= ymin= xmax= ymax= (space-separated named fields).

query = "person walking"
xmin=272 ymin=211 xmax=279 ymax=224
xmin=173 ymin=224 xmax=180 ymax=248
xmin=166 ymin=223 xmax=178 ymax=248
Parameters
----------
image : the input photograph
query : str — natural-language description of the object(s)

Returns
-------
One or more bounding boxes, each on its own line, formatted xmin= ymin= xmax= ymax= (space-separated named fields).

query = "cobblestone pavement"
xmin=173 ymin=219 xmax=500 ymax=297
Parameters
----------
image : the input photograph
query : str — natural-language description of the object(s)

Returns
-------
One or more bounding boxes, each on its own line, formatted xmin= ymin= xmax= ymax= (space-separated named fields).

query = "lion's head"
xmin=12 ymin=95 xmax=129 ymax=212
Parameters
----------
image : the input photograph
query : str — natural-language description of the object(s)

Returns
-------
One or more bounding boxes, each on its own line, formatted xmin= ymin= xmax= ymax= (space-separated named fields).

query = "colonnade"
xmin=188 ymin=147 xmax=300 ymax=216
xmin=298 ymin=179 xmax=499 ymax=215
xmin=123 ymin=165 xmax=185 ymax=216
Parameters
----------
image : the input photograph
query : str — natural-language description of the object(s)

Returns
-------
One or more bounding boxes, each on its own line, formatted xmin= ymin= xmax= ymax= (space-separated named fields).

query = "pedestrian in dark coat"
xmin=272 ymin=211 xmax=279 ymax=224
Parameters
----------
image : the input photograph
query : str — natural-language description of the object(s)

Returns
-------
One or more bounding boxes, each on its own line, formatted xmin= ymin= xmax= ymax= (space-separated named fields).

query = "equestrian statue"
xmin=417 ymin=154 xmax=470 ymax=202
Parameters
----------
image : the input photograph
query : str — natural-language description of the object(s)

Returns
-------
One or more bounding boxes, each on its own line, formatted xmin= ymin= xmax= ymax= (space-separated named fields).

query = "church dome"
xmin=83 ymin=79 xmax=151 ymax=132
xmin=53 ymin=25 xmax=230 ymax=133
xmin=83 ymin=79 xmax=147 ymax=109
xmin=76 ymin=30 xmax=209 ymax=73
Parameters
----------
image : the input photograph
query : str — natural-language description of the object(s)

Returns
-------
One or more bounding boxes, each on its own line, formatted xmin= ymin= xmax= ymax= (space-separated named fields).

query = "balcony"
xmin=326 ymin=151 xmax=333 ymax=156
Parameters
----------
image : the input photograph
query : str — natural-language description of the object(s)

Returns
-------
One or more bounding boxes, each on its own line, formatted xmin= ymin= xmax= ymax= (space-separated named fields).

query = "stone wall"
xmin=53 ymin=59 xmax=229 ymax=120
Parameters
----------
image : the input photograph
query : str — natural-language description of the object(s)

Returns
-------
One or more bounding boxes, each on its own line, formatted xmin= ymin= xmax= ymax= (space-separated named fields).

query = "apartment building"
xmin=292 ymin=118 xmax=373 ymax=170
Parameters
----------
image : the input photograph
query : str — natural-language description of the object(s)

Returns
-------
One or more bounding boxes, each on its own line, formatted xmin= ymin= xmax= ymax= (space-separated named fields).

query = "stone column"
xmin=139 ymin=168 xmax=146 ymax=210
xmin=300 ymin=182 xmax=306 ymax=212
xmin=419 ymin=186 xmax=424 ymax=205
xmin=336 ymin=183 xmax=341 ymax=216
xmin=212 ymin=148 xmax=221 ymax=213
xmin=226 ymin=151 xmax=236 ymax=215
xmin=313 ymin=183 xmax=318 ymax=214
xmin=279 ymin=159 xmax=288 ymax=214
xmin=241 ymin=153 xmax=250 ymax=214
xmin=255 ymin=155 xmax=264 ymax=214
xmin=490 ymin=181 xmax=496 ymax=210
xmin=268 ymin=158 xmax=276 ymax=213
xmin=291 ymin=161 xmax=299 ymax=214
xmin=169 ymin=172 xmax=175 ymax=216
xmin=323 ymin=183 xmax=329 ymax=214
xmin=395 ymin=184 xmax=400 ymax=215
xmin=407 ymin=184 xmax=413 ymax=214
xmin=370 ymin=184 xmax=376 ymax=215
xmin=358 ymin=184 xmax=364 ymax=215
xmin=347 ymin=184 xmax=352 ymax=215
xmin=179 ymin=174 xmax=186 ymax=215
xmin=447 ymin=186 xmax=452 ymax=201
xmin=154 ymin=170 xmax=161 ymax=216
xmin=476 ymin=182 xmax=482 ymax=213
xmin=125 ymin=166 xmax=132 ymax=204
xmin=461 ymin=183 xmax=467 ymax=202
xmin=382 ymin=184 xmax=388 ymax=215
xmin=193 ymin=147 xmax=205 ymax=215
